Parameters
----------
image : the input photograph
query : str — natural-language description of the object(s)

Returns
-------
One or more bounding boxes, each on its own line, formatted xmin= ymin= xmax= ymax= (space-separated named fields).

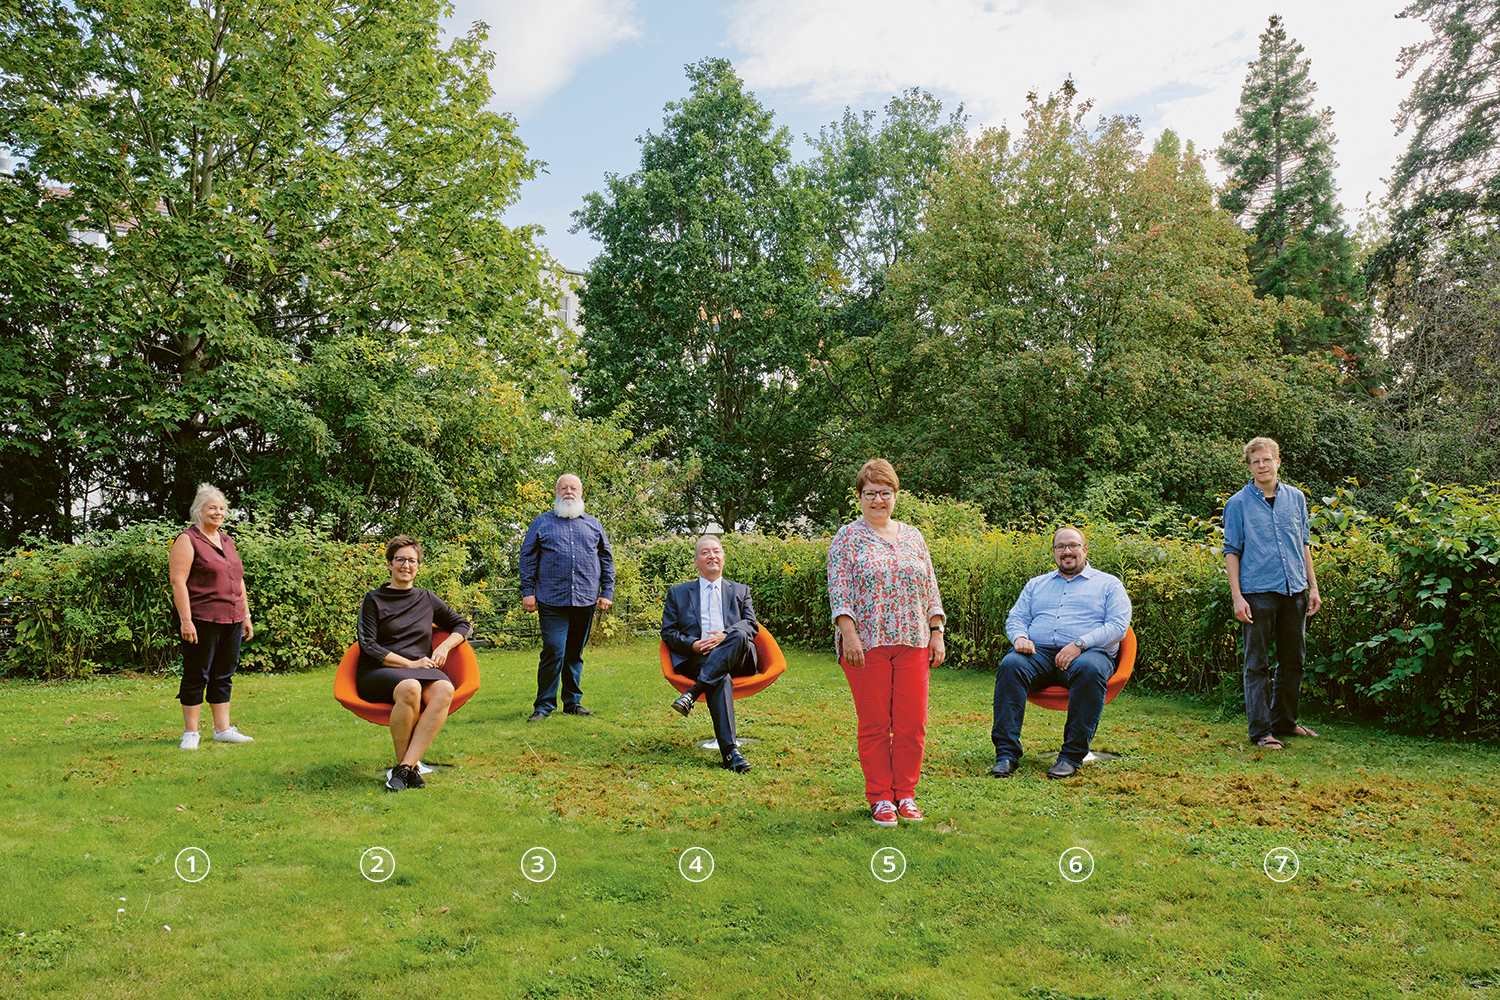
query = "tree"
xmin=1218 ymin=14 xmax=1369 ymax=364
xmin=831 ymin=83 xmax=1357 ymax=522
xmin=1379 ymin=231 xmax=1500 ymax=484
xmin=0 ymin=0 xmax=558 ymax=544
xmin=791 ymin=91 xmax=968 ymax=525
xmin=1362 ymin=1 xmax=1500 ymax=490
xmin=572 ymin=58 xmax=822 ymax=533
xmin=1374 ymin=0 xmax=1500 ymax=284
xmin=808 ymin=89 xmax=968 ymax=298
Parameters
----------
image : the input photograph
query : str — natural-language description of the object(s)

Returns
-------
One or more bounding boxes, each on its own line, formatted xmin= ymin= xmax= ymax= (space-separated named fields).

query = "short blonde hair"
xmin=1243 ymin=437 xmax=1280 ymax=462
xmin=855 ymin=458 xmax=899 ymax=493
xmin=1053 ymin=525 xmax=1087 ymax=547
xmin=189 ymin=484 xmax=228 ymax=527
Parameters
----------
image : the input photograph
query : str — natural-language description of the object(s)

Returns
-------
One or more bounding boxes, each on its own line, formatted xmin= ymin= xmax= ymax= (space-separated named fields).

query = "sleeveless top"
xmin=181 ymin=524 xmax=247 ymax=623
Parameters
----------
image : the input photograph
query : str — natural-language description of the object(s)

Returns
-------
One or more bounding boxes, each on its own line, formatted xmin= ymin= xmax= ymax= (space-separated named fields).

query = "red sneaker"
xmin=870 ymin=800 xmax=898 ymax=827
xmin=896 ymin=798 xmax=924 ymax=822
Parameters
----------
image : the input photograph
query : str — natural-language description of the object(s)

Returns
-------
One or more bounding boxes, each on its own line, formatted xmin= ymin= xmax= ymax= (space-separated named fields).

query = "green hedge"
xmin=0 ymin=519 xmax=486 ymax=678
xmin=4 ymin=478 xmax=1497 ymax=735
xmin=624 ymin=528 xmax=1245 ymax=686
xmin=622 ymin=484 xmax=1498 ymax=736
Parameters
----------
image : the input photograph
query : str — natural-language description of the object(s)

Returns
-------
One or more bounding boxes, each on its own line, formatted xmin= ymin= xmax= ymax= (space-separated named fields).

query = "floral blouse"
xmin=827 ymin=519 xmax=944 ymax=656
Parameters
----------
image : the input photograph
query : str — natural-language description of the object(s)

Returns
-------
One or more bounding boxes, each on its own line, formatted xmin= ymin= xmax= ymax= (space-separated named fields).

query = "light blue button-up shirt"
xmin=698 ymin=576 xmax=724 ymax=639
xmin=1006 ymin=564 xmax=1132 ymax=656
xmin=1221 ymin=479 xmax=1310 ymax=596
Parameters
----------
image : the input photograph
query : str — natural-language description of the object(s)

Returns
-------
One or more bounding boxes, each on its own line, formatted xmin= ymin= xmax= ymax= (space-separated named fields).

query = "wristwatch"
xmin=930 ymin=624 xmax=944 ymax=633
xmin=1074 ymin=638 xmax=1088 ymax=652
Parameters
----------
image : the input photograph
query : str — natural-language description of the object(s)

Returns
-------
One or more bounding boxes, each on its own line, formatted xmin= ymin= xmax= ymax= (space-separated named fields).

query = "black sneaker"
xmin=385 ymin=763 xmax=423 ymax=792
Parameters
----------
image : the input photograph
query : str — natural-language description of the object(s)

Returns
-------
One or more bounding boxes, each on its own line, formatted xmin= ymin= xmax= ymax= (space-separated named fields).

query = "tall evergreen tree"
xmin=1218 ymin=15 xmax=1368 ymax=364
xmin=1371 ymin=2 xmax=1500 ymax=487
xmin=1372 ymin=0 xmax=1500 ymax=285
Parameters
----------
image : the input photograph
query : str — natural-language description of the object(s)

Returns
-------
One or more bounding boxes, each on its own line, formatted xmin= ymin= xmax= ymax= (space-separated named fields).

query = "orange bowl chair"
xmin=659 ymin=624 xmax=786 ymax=701
xmin=334 ymin=629 xmax=481 ymax=726
xmin=1025 ymin=626 xmax=1136 ymax=712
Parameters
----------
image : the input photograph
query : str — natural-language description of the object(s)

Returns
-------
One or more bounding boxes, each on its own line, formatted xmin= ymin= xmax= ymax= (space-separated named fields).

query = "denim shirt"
xmin=1222 ymin=479 xmax=1310 ymax=596
xmin=519 ymin=512 xmax=616 ymax=607
xmin=1005 ymin=564 xmax=1131 ymax=656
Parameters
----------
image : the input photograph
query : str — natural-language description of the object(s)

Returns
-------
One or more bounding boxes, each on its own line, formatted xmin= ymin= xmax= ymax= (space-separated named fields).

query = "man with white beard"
xmin=520 ymin=474 xmax=615 ymax=722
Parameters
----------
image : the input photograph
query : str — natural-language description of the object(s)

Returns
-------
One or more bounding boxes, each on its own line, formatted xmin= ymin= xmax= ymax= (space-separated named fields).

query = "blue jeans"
xmin=534 ymin=603 xmax=595 ymax=713
xmin=1242 ymin=590 xmax=1308 ymax=741
xmin=991 ymin=646 xmax=1113 ymax=767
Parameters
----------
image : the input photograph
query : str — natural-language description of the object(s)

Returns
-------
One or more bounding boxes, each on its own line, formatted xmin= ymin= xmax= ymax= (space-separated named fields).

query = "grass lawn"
xmin=2 ymin=639 xmax=1498 ymax=999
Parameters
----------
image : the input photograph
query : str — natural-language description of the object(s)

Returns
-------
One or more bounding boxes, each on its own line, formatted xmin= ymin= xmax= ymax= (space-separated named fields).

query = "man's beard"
xmin=554 ymin=496 xmax=585 ymax=519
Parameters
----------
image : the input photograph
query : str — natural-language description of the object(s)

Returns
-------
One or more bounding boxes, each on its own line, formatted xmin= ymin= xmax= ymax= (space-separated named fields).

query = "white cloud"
xmin=727 ymin=0 xmax=1426 ymax=212
xmin=456 ymin=0 xmax=643 ymax=113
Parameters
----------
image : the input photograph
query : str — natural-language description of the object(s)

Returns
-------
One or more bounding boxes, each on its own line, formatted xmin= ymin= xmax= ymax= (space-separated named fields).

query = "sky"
xmin=442 ymin=0 xmax=1430 ymax=271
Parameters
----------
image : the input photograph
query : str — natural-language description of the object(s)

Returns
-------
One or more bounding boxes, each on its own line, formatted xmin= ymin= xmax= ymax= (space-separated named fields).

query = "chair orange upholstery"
xmin=659 ymin=624 xmax=786 ymax=701
xmin=334 ymin=629 xmax=481 ymax=726
xmin=1025 ymin=626 xmax=1136 ymax=712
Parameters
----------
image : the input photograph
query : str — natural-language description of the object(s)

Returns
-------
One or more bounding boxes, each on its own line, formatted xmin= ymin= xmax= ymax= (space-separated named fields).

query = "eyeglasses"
xmin=860 ymin=490 xmax=895 ymax=501
xmin=1053 ymin=543 xmax=1084 ymax=552
xmin=391 ymin=557 xmax=420 ymax=566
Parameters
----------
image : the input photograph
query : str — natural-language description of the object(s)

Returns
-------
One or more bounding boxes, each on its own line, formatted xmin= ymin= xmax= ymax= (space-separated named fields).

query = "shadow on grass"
xmin=288 ymin=760 xmax=387 ymax=793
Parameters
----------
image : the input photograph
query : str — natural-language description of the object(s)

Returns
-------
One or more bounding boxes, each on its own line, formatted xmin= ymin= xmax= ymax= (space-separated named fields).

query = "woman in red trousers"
xmin=827 ymin=459 xmax=946 ymax=827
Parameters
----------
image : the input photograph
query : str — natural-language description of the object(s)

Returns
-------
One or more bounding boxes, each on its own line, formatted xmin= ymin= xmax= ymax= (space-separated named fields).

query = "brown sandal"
xmin=1253 ymin=735 xmax=1285 ymax=750
xmin=1282 ymin=725 xmax=1319 ymax=737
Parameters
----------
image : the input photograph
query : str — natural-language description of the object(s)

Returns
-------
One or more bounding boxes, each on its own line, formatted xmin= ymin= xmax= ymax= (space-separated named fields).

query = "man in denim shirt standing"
xmin=1223 ymin=437 xmax=1322 ymax=750
xmin=520 ymin=474 xmax=615 ymax=722
xmin=990 ymin=527 xmax=1132 ymax=780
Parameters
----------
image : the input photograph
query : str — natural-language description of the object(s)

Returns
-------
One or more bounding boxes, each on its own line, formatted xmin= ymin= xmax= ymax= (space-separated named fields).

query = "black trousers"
xmin=678 ymin=630 xmax=756 ymax=753
xmin=177 ymin=620 xmax=244 ymax=706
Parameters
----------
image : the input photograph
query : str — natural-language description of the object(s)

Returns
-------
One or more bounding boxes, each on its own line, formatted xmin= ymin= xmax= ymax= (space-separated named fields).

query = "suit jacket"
xmin=661 ymin=578 xmax=758 ymax=671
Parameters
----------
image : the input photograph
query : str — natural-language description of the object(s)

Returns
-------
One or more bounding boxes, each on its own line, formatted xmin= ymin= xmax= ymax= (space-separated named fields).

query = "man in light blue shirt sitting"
xmin=990 ymin=527 xmax=1132 ymax=780
xmin=1222 ymin=436 xmax=1322 ymax=750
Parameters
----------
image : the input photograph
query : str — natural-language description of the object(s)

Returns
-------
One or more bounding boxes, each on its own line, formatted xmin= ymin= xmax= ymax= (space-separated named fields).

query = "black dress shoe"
xmin=671 ymin=692 xmax=695 ymax=717
xmin=1046 ymin=758 xmax=1079 ymax=780
xmin=563 ymin=706 xmax=595 ymax=716
xmin=527 ymin=711 xmax=549 ymax=723
xmin=990 ymin=758 xmax=1019 ymax=778
xmin=722 ymin=751 xmax=752 ymax=773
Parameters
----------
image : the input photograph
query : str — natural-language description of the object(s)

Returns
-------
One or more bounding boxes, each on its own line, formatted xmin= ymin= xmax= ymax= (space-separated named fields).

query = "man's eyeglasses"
xmin=1053 ymin=543 xmax=1083 ymax=552
xmin=860 ymin=490 xmax=895 ymax=501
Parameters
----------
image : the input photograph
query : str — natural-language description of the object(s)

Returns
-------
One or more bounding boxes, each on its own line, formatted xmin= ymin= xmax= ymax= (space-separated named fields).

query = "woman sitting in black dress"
xmin=357 ymin=535 xmax=471 ymax=792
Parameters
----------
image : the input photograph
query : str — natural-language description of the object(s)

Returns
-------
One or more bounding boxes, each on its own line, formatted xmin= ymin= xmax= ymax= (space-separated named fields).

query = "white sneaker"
xmin=180 ymin=731 xmax=200 ymax=750
xmin=212 ymin=727 xmax=254 ymax=743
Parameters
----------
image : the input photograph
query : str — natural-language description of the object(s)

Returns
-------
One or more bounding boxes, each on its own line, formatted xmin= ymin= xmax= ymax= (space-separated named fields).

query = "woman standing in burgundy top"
xmin=827 ymin=459 xmax=945 ymax=828
xmin=169 ymin=485 xmax=255 ymax=750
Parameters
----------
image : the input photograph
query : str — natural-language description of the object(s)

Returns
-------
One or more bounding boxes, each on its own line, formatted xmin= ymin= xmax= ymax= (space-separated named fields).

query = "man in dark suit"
xmin=660 ymin=535 xmax=759 ymax=773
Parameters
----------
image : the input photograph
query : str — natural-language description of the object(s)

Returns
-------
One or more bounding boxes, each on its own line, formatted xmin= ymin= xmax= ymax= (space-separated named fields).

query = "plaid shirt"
xmin=519 ymin=512 xmax=615 ymax=607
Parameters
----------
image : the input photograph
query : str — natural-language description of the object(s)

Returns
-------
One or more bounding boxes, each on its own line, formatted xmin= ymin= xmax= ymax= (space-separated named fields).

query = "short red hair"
xmin=855 ymin=458 xmax=899 ymax=493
